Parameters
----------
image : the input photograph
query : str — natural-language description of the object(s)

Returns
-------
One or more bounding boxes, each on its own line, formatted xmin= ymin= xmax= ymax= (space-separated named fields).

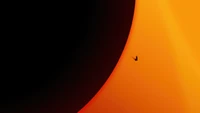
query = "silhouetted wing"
xmin=132 ymin=56 xmax=138 ymax=61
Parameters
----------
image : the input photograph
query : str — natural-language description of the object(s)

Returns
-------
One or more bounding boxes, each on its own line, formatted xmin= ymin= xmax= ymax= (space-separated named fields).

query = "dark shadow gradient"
xmin=1 ymin=0 xmax=135 ymax=113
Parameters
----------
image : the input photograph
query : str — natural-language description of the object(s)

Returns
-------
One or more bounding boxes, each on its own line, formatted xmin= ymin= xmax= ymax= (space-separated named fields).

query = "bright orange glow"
xmin=78 ymin=0 xmax=200 ymax=113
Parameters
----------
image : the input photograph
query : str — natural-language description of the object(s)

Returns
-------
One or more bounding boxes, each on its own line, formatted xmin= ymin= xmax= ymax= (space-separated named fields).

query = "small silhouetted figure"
xmin=133 ymin=56 xmax=138 ymax=61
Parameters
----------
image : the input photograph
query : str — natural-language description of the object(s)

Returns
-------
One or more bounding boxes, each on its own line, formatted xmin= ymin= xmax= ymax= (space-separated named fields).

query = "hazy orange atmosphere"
xmin=78 ymin=0 xmax=200 ymax=113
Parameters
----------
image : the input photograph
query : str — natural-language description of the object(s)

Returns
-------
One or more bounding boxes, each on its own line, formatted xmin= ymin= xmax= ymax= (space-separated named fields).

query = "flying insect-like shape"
xmin=132 ymin=56 xmax=138 ymax=61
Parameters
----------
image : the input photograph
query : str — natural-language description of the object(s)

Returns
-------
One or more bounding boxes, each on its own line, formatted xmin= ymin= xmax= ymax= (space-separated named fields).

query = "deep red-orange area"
xmin=78 ymin=0 xmax=200 ymax=113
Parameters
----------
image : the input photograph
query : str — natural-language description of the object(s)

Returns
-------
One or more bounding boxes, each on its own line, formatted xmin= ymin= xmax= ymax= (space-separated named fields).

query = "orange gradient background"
xmin=78 ymin=0 xmax=200 ymax=113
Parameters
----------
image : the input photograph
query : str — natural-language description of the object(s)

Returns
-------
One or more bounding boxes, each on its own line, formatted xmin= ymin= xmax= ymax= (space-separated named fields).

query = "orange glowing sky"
xmin=78 ymin=0 xmax=200 ymax=113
